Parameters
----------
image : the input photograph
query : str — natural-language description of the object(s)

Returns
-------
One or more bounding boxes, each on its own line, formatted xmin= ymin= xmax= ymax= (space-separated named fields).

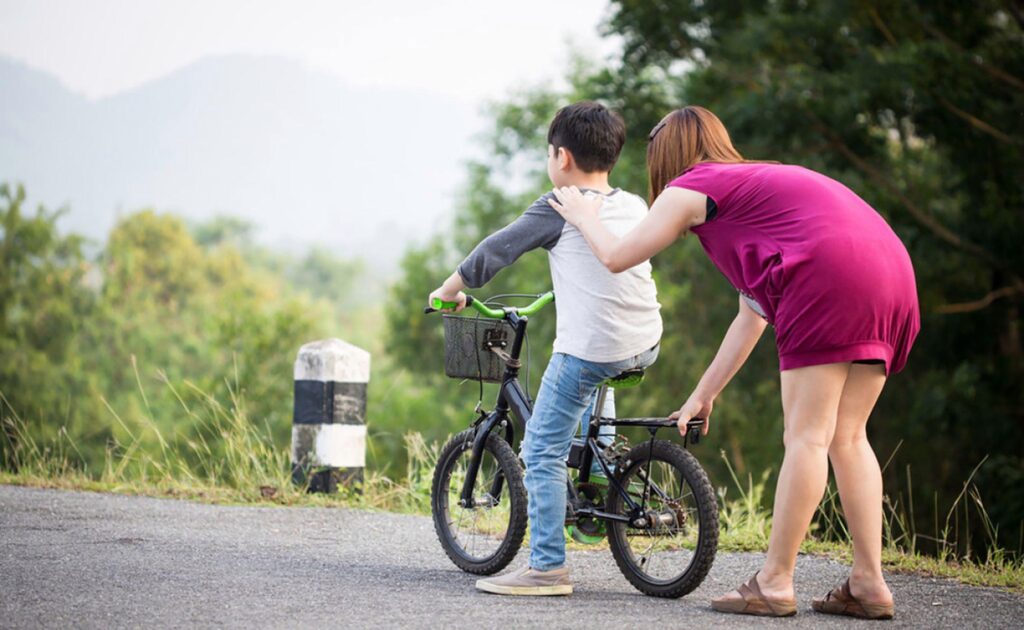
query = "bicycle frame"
xmin=438 ymin=292 xmax=706 ymax=521
xmin=458 ymin=309 xmax=532 ymax=508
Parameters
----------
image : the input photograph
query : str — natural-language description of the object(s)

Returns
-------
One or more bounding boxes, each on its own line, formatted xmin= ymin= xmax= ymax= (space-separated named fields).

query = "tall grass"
xmin=0 ymin=368 xmax=428 ymax=513
xmin=808 ymin=441 xmax=1020 ymax=568
xmin=716 ymin=451 xmax=772 ymax=551
xmin=718 ymin=443 xmax=1023 ymax=591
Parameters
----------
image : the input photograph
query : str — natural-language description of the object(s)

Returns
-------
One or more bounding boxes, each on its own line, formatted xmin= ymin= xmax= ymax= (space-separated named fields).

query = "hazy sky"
xmin=0 ymin=1 xmax=624 ymax=270
xmin=0 ymin=0 xmax=619 ymax=102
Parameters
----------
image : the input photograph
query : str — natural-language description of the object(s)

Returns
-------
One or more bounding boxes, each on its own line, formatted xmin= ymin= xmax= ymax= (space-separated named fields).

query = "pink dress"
xmin=670 ymin=162 xmax=920 ymax=374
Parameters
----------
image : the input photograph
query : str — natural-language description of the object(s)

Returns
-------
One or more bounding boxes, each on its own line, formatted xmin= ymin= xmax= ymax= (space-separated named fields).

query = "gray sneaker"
xmin=475 ymin=565 xmax=572 ymax=596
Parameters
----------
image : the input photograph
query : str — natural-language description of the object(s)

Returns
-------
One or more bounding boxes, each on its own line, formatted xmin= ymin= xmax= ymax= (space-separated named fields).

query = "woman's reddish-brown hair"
xmin=646 ymin=106 xmax=747 ymax=205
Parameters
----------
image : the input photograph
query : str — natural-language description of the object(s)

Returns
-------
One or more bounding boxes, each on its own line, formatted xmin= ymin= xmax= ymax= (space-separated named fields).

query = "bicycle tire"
xmin=606 ymin=439 xmax=718 ymax=598
xmin=431 ymin=428 xmax=528 ymax=575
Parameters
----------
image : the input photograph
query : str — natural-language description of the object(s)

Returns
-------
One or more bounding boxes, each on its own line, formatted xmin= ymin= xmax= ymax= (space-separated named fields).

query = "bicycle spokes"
xmin=448 ymin=454 xmax=509 ymax=546
xmin=606 ymin=440 xmax=717 ymax=597
xmin=431 ymin=429 xmax=527 ymax=574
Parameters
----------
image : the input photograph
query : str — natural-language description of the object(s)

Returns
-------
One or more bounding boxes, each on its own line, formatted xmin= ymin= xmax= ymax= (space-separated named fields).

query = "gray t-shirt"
xmin=458 ymin=190 xmax=662 ymax=363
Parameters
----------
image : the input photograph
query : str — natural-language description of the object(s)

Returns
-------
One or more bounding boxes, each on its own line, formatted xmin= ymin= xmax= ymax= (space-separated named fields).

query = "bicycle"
xmin=424 ymin=291 xmax=719 ymax=598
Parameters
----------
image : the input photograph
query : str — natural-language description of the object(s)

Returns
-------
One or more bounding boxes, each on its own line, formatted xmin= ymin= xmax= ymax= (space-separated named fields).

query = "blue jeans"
xmin=520 ymin=345 xmax=659 ymax=571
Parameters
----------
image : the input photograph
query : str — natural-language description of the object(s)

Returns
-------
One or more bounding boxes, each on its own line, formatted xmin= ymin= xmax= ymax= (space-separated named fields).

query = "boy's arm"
xmin=428 ymin=193 xmax=565 ymax=309
xmin=430 ymin=194 xmax=564 ymax=310
xmin=456 ymin=192 xmax=565 ymax=288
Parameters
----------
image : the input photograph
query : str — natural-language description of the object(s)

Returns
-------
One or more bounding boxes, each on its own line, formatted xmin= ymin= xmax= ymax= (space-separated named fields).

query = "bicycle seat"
xmin=603 ymin=368 xmax=645 ymax=389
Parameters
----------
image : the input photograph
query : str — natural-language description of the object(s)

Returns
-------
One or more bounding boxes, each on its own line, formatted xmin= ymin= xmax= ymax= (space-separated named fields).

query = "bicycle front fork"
xmin=458 ymin=410 xmax=514 ymax=508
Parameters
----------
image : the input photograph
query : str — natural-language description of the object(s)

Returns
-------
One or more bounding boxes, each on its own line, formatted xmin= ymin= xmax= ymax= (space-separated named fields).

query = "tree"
xmin=0 ymin=183 xmax=95 ymax=468
xmin=607 ymin=0 xmax=1024 ymax=552
xmin=87 ymin=211 xmax=328 ymax=458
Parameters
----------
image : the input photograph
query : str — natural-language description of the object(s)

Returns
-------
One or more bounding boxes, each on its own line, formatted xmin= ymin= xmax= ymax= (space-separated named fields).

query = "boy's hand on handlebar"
xmin=428 ymin=287 xmax=467 ymax=313
xmin=428 ymin=271 xmax=468 ymax=312
xmin=669 ymin=395 xmax=713 ymax=436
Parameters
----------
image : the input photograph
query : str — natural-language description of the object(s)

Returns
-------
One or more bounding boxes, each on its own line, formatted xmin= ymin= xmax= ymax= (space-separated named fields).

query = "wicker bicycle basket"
xmin=441 ymin=314 xmax=513 ymax=383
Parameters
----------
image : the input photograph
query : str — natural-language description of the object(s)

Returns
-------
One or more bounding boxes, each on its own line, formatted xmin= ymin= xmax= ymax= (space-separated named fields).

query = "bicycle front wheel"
xmin=606 ymin=439 xmax=718 ymax=598
xmin=430 ymin=428 xmax=527 ymax=575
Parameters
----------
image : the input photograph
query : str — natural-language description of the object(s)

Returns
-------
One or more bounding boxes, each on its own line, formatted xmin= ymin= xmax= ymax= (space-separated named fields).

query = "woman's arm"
xmin=549 ymin=186 xmax=707 ymax=272
xmin=670 ymin=295 xmax=769 ymax=435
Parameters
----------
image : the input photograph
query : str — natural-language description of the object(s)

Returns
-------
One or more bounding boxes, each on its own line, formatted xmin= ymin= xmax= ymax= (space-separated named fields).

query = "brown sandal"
xmin=812 ymin=579 xmax=894 ymax=620
xmin=711 ymin=572 xmax=797 ymax=617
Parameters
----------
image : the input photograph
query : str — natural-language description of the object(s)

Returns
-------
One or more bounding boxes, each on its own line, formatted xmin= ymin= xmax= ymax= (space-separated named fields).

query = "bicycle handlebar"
xmin=424 ymin=291 xmax=554 ymax=319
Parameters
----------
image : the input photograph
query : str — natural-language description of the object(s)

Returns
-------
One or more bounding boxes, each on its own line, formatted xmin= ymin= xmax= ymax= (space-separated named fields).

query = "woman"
xmin=549 ymin=106 xmax=919 ymax=619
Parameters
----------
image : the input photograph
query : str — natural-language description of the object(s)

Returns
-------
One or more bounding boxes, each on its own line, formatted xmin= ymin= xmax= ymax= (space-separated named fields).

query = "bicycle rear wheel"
xmin=606 ymin=439 xmax=718 ymax=598
xmin=431 ymin=428 xmax=527 ymax=575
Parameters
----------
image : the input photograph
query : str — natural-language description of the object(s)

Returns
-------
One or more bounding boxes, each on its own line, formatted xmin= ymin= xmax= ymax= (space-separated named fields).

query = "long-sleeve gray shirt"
xmin=457 ymin=190 xmax=662 ymax=363
xmin=457 ymin=193 xmax=565 ymax=287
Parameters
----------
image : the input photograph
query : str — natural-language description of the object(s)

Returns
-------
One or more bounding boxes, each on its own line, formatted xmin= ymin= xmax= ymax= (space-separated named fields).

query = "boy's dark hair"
xmin=547 ymin=101 xmax=626 ymax=173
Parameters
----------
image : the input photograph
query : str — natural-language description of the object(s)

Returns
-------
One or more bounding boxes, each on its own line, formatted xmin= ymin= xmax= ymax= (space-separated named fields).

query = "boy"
xmin=428 ymin=101 xmax=662 ymax=595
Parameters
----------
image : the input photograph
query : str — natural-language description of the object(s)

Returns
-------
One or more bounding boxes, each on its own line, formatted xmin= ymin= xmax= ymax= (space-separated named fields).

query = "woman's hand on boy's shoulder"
xmin=549 ymin=186 xmax=604 ymax=228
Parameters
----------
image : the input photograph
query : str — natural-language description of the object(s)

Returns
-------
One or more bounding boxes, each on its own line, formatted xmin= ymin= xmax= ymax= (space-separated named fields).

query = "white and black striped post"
xmin=291 ymin=339 xmax=370 ymax=493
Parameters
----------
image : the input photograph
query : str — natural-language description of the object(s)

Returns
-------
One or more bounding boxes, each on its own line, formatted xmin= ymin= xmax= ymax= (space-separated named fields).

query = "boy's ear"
xmin=557 ymin=147 xmax=574 ymax=171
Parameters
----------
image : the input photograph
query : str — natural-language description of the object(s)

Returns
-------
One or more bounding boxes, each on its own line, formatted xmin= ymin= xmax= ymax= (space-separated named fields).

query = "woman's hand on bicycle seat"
xmin=669 ymin=394 xmax=713 ymax=437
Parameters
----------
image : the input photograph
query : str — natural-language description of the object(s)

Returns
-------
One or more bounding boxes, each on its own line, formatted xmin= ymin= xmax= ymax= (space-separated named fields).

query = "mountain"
xmin=0 ymin=55 xmax=481 ymax=273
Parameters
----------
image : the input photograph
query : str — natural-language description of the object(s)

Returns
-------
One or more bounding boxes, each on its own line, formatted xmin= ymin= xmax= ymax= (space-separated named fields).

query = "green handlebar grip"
xmin=430 ymin=297 xmax=459 ymax=310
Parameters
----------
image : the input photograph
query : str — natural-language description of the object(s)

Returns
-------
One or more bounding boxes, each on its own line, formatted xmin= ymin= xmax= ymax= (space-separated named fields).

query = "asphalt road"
xmin=1 ymin=485 xmax=1021 ymax=629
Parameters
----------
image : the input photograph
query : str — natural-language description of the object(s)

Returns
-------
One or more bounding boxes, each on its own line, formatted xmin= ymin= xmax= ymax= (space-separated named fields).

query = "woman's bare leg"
xmin=758 ymin=362 xmax=851 ymax=598
xmin=829 ymin=362 xmax=893 ymax=605
xmin=716 ymin=362 xmax=850 ymax=602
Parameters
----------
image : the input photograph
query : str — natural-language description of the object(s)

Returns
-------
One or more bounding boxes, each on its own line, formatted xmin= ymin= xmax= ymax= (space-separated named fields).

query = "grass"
xmin=0 ymin=373 xmax=434 ymax=515
xmin=2 ymin=382 xmax=1022 ymax=594
xmin=720 ymin=447 xmax=1024 ymax=593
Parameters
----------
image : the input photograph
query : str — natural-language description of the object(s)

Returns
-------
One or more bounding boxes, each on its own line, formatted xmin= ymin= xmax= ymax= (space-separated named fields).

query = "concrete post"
xmin=291 ymin=338 xmax=370 ymax=493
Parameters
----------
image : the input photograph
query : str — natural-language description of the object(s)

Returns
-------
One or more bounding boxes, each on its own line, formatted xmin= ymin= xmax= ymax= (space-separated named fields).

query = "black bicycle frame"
xmin=456 ymin=306 xmax=708 ymax=519
xmin=458 ymin=311 xmax=532 ymax=508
